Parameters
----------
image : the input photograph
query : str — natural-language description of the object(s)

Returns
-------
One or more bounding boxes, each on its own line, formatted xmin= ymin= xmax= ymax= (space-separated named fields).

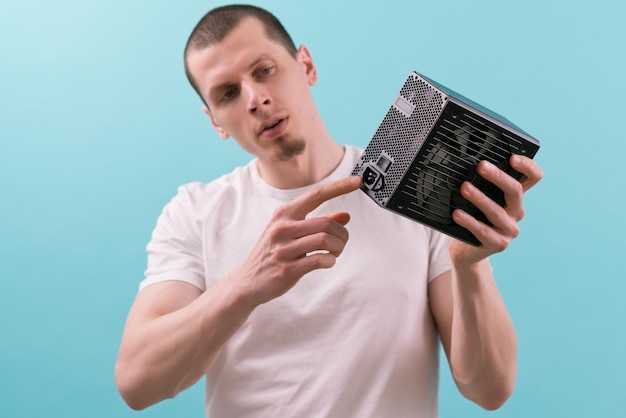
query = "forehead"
xmin=186 ymin=18 xmax=290 ymax=95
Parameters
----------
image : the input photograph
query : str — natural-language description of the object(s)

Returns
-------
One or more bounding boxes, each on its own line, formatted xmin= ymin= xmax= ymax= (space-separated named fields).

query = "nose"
xmin=244 ymin=82 xmax=271 ymax=113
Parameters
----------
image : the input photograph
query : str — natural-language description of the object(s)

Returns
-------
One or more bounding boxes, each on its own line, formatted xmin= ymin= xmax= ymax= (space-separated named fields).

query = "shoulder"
xmin=174 ymin=162 xmax=255 ymax=206
xmin=154 ymin=162 xmax=257 ymax=231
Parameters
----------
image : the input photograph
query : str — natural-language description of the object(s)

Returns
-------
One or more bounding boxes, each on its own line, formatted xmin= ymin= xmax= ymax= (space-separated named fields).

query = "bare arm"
xmin=429 ymin=264 xmax=517 ymax=410
xmin=114 ymin=176 xmax=362 ymax=410
xmin=429 ymin=155 xmax=543 ymax=410
xmin=114 ymin=278 xmax=254 ymax=410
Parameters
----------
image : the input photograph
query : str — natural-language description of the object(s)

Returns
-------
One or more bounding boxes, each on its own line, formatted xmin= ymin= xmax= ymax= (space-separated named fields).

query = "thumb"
xmin=326 ymin=212 xmax=351 ymax=226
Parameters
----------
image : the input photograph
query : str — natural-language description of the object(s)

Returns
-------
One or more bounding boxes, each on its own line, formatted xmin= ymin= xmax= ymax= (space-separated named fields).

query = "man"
xmin=115 ymin=4 xmax=543 ymax=417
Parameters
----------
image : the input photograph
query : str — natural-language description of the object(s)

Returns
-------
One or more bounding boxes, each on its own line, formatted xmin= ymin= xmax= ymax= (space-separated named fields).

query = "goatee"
xmin=272 ymin=136 xmax=306 ymax=162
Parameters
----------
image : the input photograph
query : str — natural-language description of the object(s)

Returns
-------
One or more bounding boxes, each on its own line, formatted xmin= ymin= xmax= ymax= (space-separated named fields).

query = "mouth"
xmin=259 ymin=117 xmax=287 ymax=137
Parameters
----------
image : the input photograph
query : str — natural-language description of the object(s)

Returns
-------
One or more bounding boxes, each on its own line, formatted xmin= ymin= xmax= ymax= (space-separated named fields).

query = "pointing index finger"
xmin=285 ymin=176 xmax=362 ymax=220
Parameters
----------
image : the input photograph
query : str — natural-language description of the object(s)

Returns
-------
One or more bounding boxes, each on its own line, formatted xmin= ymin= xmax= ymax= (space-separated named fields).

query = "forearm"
xmin=449 ymin=259 xmax=517 ymax=409
xmin=115 ymin=278 xmax=255 ymax=410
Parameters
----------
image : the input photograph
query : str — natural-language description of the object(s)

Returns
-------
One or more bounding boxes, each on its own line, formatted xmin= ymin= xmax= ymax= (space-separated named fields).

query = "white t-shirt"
xmin=142 ymin=145 xmax=451 ymax=418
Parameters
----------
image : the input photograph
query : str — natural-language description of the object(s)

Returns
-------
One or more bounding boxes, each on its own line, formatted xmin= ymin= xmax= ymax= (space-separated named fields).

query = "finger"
xmin=268 ymin=216 xmax=350 ymax=258
xmin=510 ymin=155 xmax=544 ymax=192
xmin=453 ymin=209 xmax=512 ymax=253
xmin=326 ymin=211 xmax=351 ymax=226
xmin=290 ymin=251 xmax=340 ymax=277
xmin=280 ymin=176 xmax=362 ymax=220
xmin=476 ymin=161 xmax=524 ymax=221
xmin=289 ymin=231 xmax=349 ymax=258
xmin=289 ymin=216 xmax=350 ymax=242
xmin=460 ymin=181 xmax=521 ymax=237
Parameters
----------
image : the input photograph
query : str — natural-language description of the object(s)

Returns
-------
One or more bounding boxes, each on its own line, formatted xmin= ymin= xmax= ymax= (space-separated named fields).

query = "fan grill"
xmin=402 ymin=107 xmax=515 ymax=225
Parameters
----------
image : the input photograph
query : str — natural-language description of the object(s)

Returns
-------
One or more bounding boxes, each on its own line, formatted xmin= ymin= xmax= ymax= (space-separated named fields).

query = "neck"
xmin=257 ymin=135 xmax=344 ymax=189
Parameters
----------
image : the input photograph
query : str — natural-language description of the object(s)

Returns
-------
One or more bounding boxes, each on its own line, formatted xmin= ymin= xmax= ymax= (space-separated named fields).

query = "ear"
xmin=202 ymin=106 xmax=229 ymax=139
xmin=296 ymin=45 xmax=317 ymax=86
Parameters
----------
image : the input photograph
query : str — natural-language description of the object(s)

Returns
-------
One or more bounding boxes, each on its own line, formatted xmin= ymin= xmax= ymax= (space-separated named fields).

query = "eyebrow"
xmin=206 ymin=53 xmax=276 ymax=102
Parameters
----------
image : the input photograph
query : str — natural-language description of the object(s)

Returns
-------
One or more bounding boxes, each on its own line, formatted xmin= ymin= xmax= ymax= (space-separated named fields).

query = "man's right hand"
xmin=115 ymin=175 xmax=362 ymax=409
xmin=229 ymin=175 xmax=362 ymax=307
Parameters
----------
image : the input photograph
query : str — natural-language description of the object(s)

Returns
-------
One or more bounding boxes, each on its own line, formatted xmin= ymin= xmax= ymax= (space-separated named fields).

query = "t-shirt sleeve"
xmin=427 ymin=228 xmax=452 ymax=282
xmin=140 ymin=184 xmax=206 ymax=292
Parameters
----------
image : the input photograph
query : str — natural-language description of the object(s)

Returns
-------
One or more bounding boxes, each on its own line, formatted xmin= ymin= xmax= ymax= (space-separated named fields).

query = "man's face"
xmin=186 ymin=18 xmax=318 ymax=162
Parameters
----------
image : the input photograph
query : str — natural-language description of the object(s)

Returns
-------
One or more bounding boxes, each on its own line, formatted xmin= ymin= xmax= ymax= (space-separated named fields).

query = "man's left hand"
xmin=449 ymin=154 xmax=544 ymax=265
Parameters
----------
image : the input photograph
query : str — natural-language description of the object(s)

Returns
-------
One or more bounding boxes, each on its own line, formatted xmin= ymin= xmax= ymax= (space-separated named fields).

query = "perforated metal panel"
xmin=351 ymin=73 xmax=446 ymax=204
xmin=353 ymin=71 xmax=541 ymax=246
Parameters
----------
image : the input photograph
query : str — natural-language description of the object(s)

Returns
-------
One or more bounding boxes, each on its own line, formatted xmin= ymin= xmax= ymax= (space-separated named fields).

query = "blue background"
xmin=2 ymin=0 xmax=625 ymax=416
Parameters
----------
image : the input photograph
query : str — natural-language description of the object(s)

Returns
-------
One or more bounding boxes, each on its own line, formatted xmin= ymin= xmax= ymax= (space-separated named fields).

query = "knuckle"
xmin=313 ymin=233 xmax=328 ymax=248
xmin=261 ymin=244 xmax=284 ymax=269
xmin=265 ymin=223 xmax=284 ymax=240
xmin=334 ymin=243 xmax=347 ymax=256
xmin=505 ymin=204 xmax=524 ymax=223
xmin=278 ymin=263 xmax=292 ymax=278
xmin=317 ymin=253 xmax=337 ymax=268
xmin=317 ymin=216 xmax=332 ymax=230
xmin=477 ymin=223 xmax=492 ymax=240
xmin=488 ymin=206 xmax=502 ymax=221
xmin=272 ymin=242 xmax=289 ymax=257
xmin=511 ymin=180 xmax=524 ymax=196
xmin=272 ymin=205 xmax=288 ymax=219
xmin=308 ymin=186 xmax=323 ymax=201
xmin=493 ymin=237 xmax=509 ymax=252
xmin=302 ymin=253 xmax=327 ymax=271
xmin=270 ymin=263 xmax=292 ymax=282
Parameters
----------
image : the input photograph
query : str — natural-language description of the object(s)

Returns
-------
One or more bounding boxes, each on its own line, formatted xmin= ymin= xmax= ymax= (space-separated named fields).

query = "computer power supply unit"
xmin=352 ymin=71 xmax=540 ymax=246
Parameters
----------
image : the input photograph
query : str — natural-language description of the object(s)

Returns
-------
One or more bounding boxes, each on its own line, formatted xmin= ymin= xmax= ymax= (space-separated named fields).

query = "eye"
xmin=259 ymin=66 xmax=274 ymax=76
xmin=221 ymin=86 xmax=238 ymax=101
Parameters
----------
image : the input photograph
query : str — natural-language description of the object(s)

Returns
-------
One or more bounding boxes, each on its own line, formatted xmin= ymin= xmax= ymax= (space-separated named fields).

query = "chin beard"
xmin=272 ymin=136 xmax=306 ymax=162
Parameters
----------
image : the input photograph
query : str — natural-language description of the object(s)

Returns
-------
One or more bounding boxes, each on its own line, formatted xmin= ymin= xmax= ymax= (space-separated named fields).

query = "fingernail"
xmin=454 ymin=209 xmax=467 ymax=219
xmin=351 ymin=176 xmax=362 ymax=186
xmin=481 ymin=161 xmax=493 ymax=172
xmin=513 ymin=155 xmax=522 ymax=165
xmin=463 ymin=182 xmax=475 ymax=193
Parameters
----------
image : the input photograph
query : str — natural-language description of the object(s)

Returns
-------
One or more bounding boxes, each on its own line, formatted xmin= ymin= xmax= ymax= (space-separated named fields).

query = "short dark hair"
xmin=183 ymin=4 xmax=298 ymax=104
